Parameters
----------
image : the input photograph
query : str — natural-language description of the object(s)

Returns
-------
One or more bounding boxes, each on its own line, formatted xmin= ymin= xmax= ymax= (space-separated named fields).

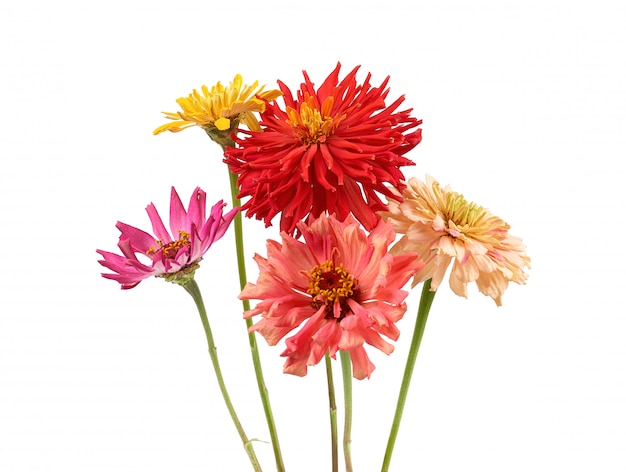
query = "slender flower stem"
xmin=381 ymin=278 xmax=437 ymax=472
xmin=225 ymin=161 xmax=285 ymax=472
xmin=325 ymin=353 xmax=339 ymax=472
xmin=182 ymin=279 xmax=262 ymax=472
xmin=340 ymin=351 xmax=353 ymax=472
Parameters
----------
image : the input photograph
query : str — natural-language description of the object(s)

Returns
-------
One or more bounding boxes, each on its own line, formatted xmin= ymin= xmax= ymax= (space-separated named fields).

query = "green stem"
xmin=381 ymin=278 xmax=436 ymax=472
xmin=226 ymin=165 xmax=285 ymax=472
xmin=340 ymin=351 xmax=353 ymax=472
xmin=325 ymin=353 xmax=339 ymax=472
xmin=182 ymin=279 xmax=262 ymax=472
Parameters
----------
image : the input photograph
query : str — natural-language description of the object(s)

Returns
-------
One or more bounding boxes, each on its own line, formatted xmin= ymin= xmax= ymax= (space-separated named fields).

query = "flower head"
xmin=240 ymin=213 xmax=423 ymax=380
xmin=224 ymin=63 xmax=422 ymax=236
xmin=381 ymin=176 xmax=530 ymax=306
xmin=97 ymin=187 xmax=238 ymax=289
xmin=153 ymin=75 xmax=282 ymax=140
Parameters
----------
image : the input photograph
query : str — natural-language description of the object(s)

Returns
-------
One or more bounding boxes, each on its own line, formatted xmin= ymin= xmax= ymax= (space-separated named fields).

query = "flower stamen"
xmin=287 ymin=96 xmax=345 ymax=144
xmin=431 ymin=181 xmax=493 ymax=239
xmin=147 ymin=230 xmax=191 ymax=259
xmin=307 ymin=260 xmax=355 ymax=319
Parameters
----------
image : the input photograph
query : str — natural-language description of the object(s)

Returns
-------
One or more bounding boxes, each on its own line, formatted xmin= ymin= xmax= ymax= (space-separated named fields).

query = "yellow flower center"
xmin=287 ymin=96 xmax=345 ymax=144
xmin=147 ymin=231 xmax=191 ymax=259
xmin=443 ymin=191 xmax=485 ymax=228
xmin=430 ymin=181 xmax=501 ymax=239
xmin=307 ymin=260 xmax=355 ymax=317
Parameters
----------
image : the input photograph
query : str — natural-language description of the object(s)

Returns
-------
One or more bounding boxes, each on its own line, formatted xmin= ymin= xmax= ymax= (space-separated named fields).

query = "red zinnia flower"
xmin=224 ymin=63 xmax=422 ymax=235
xmin=97 ymin=187 xmax=238 ymax=289
xmin=240 ymin=213 xmax=423 ymax=380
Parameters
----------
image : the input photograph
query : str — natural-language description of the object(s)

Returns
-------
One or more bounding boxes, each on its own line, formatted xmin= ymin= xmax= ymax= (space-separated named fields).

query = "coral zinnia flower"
xmin=381 ymin=176 xmax=530 ymax=306
xmin=153 ymin=74 xmax=282 ymax=136
xmin=97 ymin=187 xmax=238 ymax=289
xmin=240 ymin=213 xmax=423 ymax=380
xmin=224 ymin=63 xmax=422 ymax=236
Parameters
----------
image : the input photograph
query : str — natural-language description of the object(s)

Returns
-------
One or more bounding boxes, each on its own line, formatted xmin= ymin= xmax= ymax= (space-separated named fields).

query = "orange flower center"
xmin=147 ymin=230 xmax=191 ymax=259
xmin=307 ymin=260 xmax=355 ymax=319
xmin=286 ymin=96 xmax=345 ymax=144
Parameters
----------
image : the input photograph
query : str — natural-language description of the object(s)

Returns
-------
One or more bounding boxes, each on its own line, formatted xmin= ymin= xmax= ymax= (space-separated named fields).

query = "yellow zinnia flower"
xmin=381 ymin=175 xmax=530 ymax=306
xmin=153 ymin=74 xmax=282 ymax=135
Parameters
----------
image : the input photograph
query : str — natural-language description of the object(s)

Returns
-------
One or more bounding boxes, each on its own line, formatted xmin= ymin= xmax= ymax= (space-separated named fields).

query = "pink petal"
xmin=168 ymin=187 xmax=187 ymax=235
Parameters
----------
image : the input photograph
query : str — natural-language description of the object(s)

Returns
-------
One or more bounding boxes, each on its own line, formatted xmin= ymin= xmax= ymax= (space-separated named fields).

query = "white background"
xmin=1 ymin=1 xmax=625 ymax=471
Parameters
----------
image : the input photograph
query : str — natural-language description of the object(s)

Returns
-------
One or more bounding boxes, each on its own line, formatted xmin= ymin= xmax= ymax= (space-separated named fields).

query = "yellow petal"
xmin=214 ymin=117 xmax=231 ymax=131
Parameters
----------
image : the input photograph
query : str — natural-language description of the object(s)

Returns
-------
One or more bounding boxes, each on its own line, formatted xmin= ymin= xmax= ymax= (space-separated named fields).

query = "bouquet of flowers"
xmin=97 ymin=63 xmax=530 ymax=471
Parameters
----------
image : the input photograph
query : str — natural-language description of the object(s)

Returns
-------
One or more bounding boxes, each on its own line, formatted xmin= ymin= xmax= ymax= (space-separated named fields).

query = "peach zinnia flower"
xmin=97 ymin=187 xmax=238 ymax=289
xmin=240 ymin=214 xmax=423 ymax=380
xmin=224 ymin=62 xmax=422 ymax=236
xmin=153 ymin=74 xmax=282 ymax=136
xmin=381 ymin=176 xmax=530 ymax=306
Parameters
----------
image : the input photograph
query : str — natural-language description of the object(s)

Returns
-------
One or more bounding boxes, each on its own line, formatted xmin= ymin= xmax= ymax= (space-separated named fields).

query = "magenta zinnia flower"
xmin=240 ymin=214 xmax=423 ymax=380
xmin=97 ymin=187 xmax=238 ymax=289
xmin=224 ymin=62 xmax=422 ymax=235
